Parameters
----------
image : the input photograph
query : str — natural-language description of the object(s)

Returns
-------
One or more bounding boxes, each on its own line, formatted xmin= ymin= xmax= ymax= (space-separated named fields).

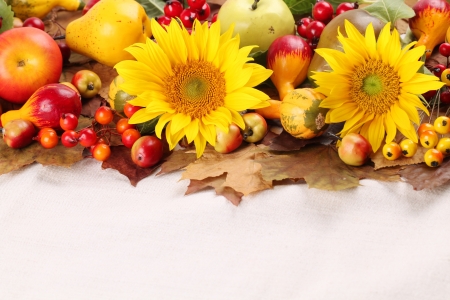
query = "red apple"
xmin=241 ymin=112 xmax=268 ymax=143
xmin=214 ymin=123 xmax=243 ymax=154
xmin=131 ymin=135 xmax=164 ymax=168
xmin=338 ymin=133 xmax=372 ymax=166
xmin=0 ymin=27 xmax=63 ymax=104
xmin=2 ymin=119 xmax=36 ymax=149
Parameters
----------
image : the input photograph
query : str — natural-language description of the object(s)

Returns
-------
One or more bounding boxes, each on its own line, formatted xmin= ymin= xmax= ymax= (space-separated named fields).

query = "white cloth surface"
xmin=1 ymin=159 xmax=450 ymax=300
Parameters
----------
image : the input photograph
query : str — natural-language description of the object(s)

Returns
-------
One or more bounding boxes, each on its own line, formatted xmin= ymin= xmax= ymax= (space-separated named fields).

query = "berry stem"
xmin=53 ymin=35 xmax=66 ymax=40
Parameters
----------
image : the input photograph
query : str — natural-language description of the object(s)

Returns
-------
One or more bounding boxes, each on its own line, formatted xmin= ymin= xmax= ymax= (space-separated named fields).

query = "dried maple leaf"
xmin=0 ymin=139 xmax=84 ymax=175
xmin=258 ymin=144 xmax=400 ymax=191
xmin=181 ymin=144 xmax=272 ymax=196
xmin=400 ymin=158 xmax=450 ymax=190
xmin=186 ymin=174 xmax=244 ymax=206
xmin=269 ymin=123 xmax=342 ymax=151
xmin=157 ymin=149 xmax=197 ymax=175
xmin=102 ymin=137 xmax=172 ymax=186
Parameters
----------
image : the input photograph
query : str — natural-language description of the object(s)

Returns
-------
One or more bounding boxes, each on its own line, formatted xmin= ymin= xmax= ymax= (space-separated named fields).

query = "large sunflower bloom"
xmin=114 ymin=19 xmax=272 ymax=157
xmin=311 ymin=21 xmax=444 ymax=152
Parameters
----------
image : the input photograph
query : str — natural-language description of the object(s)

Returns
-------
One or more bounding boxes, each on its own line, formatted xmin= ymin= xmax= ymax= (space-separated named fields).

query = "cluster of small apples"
xmin=382 ymin=117 xmax=450 ymax=167
xmin=210 ymin=112 xmax=268 ymax=154
xmin=296 ymin=0 xmax=358 ymax=49
xmin=158 ymin=0 xmax=215 ymax=29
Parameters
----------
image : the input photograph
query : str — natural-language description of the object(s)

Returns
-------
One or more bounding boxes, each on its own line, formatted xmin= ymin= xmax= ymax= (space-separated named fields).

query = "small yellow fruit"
xmin=424 ymin=149 xmax=443 ymax=167
xmin=436 ymin=137 xmax=450 ymax=156
xmin=382 ymin=142 xmax=402 ymax=161
xmin=419 ymin=130 xmax=439 ymax=148
xmin=399 ymin=139 xmax=418 ymax=158
xmin=433 ymin=116 xmax=450 ymax=134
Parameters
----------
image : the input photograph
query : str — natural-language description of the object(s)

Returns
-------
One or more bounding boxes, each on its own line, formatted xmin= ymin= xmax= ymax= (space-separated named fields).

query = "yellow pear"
xmin=65 ymin=0 xmax=152 ymax=67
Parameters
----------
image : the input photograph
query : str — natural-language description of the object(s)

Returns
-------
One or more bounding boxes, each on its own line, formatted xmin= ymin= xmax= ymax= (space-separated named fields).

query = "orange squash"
xmin=280 ymin=88 xmax=329 ymax=139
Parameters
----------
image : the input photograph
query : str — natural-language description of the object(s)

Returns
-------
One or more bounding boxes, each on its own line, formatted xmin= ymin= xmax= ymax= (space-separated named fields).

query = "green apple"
xmin=217 ymin=0 xmax=295 ymax=53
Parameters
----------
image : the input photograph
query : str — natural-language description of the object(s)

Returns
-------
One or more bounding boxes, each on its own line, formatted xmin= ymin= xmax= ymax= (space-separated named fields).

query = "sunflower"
xmin=114 ymin=19 xmax=273 ymax=157
xmin=311 ymin=20 xmax=444 ymax=152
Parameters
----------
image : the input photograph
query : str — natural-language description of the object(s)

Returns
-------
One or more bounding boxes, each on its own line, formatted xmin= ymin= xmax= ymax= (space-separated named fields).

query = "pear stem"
xmin=251 ymin=0 xmax=260 ymax=10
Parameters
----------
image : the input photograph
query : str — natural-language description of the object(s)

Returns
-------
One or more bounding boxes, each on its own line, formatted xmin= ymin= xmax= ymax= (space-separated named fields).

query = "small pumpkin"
xmin=108 ymin=75 xmax=135 ymax=113
xmin=280 ymin=88 xmax=329 ymax=139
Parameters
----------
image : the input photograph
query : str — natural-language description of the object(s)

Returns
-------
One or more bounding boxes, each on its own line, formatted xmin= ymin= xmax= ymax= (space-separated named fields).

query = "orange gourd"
xmin=280 ymin=88 xmax=329 ymax=139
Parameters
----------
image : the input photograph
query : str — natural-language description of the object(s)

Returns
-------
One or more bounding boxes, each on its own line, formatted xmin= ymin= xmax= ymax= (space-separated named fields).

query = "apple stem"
xmin=251 ymin=0 xmax=260 ymax=10
xmin=325 ymin=132 xmax=342 ymax=141
xmin=53 ymin=35 xmax=66 ymax=40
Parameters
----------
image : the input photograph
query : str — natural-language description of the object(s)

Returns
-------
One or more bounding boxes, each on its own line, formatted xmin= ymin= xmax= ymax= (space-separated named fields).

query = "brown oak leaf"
xmin=400 ymin=158 xmax=450 ymax=190
xmin=258 ymin=144 xmax=400 ymax=191
xmin=181 ymin=144 xmax=272 ymax=196
xmin=186 ymin=174 xmax=244 ymax=206
xmin=101 ymin=138 xmax=172 ymax=186
xmin=157 ymin=149 xmax=197 ymax=175
xmin=0 ymin=139 xmax=84 ymax=175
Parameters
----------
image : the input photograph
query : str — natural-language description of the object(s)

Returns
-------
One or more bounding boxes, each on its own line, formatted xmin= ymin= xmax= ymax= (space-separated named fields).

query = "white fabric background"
xmin=1 ymin=159 xmax=450 ymax=299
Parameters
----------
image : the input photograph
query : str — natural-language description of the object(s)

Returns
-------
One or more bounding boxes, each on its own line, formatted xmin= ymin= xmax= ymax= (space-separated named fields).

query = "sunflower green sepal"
xmin=115 ymin=18 xmax=272 ymax=158
xmin=311 ymin=20 xmax=444 ymax=153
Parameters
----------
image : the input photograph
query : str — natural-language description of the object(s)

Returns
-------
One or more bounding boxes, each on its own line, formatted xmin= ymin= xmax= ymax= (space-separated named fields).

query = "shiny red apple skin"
xmin=2 ymin=119 xmax=36 ymax=149
xmin=0 ymin=27 xmax=63 ymax=104
xmin=214 ymin=123 xmax=243 ymax=154
xmin=241 ymin=112 xmax=268 ymax=143
xmin=338 ymin=133 xmax=372 ymax=166
xmin=131 ymin=136 xmax=164 ymax=168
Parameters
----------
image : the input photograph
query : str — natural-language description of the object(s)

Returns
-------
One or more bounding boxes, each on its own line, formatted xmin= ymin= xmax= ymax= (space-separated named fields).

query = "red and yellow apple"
xmin=0 ymin=27 xmax=63 ymax=104
xmin=338 ymin=133 xmax=372 ymax=166
xmin=214 ymin=123 xmax=243 ymax=154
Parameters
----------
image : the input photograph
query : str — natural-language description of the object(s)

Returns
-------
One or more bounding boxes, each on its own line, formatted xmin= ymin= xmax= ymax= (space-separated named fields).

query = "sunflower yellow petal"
xmin=155 ymin=113 xmax=174 ymax=138
xmin=368 ymin=115 xmax=385 ymax=152
xmin=384 ymin=111 xmax=397 ymax=143
xmin=170 ymin=113 xmax=191 ymax=134
xmin=398 ymin=97 xmax=420 ymax=125
xmin=206 ymin=21 xmax=221 ymax=63
xmin=364 ymin=23 xmax=378 ymax=59
xmin=224 ymin=92 xmax=267 ymax=111
xmin=185 ymin=118 xmax=199 ymax=143
xmin=339 ymin=110 xmax=365 ymax=133
xmin=230 ymin=109 xmax=245 ymax=129
xmin=165 ymin=122 xmax=185 ymax=150
xmin=391 ymin=103 xmax=411 ymax=129
xmin=397 ymin=122 xmax=418 ymax=143
xmin=400 ymin=92 xmax=429 ymax=115
xmin=244 ymin=64 xmax=273 ymax=87
xmin=225 ymin=66 xmax=252 ymax=93
xmin=129 ymin=108 xmax=155 ymax=124
xmin=193 ymin=133 xmax=207 ymax=158
xmin=199 ymin=122 xmax=216 ymax=146
xmin=328 ymin=102 xmax=359 ymax=123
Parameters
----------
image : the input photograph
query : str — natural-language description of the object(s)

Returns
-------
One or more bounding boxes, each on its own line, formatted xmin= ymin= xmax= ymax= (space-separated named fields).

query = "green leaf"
xmin=0 ymin=0 xmax=14 ymax=34
xmin=135 ymin=0 xmax=165 ymax=19
xmin=136 ymin=116 xmax=160 ymax=135
xmin=283 ymin=0 xmax=352 ymax=15
xmin=362 ymin=0 xmax=415 ymax=26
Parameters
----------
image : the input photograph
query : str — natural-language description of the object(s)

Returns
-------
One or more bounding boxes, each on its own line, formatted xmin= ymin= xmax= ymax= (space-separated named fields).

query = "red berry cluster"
xmin=296 ymin=0 xmax=358 ymax=49
xmin=424 ymin=42 xmax=450 ymax=104
xmin=158 ymin=0 xmax=217 ymax=29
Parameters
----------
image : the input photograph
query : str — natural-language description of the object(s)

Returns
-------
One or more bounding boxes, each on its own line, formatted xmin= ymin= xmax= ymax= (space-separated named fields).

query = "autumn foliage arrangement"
xmin=2 ymin=0 xmax=450 ymax=205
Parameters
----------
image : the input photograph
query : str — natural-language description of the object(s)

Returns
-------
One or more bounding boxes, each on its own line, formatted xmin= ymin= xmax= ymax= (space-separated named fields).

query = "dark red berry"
xmin=23 ymin=17 xmax=45 ymax=31
xmin=312 ymin=0 xmax=334 ymax=24
xmin=157 ymin=15 xmax=172 ymax=26
xmin=432 ymin=64 xmax=446 ymax=78
xmin=439 ymin=43 xmax=450 ymax=57
xmin=187 ymin=0 xmax=206 ymax=10
xmin=211 ymin=13 xmax=218 ymax=23
xmin=336 ymin=2 xmax=359 ymax=16
xmin=296 ymin=17 xmax=313 ymax=38
xmin=180 ymin=8 xmax=199 ymax=28
xmin=422 ymin=90 xmax=437 ymax=102
xmin=164 ymin=0 xmax=183 ymax=18
xmin=306 ymin=20 xmax=325 ymax=41
xmin=441 ymin=89 xmax=450 ymax=104
xmin=196 ymin=2 xmax=210 ymax=21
